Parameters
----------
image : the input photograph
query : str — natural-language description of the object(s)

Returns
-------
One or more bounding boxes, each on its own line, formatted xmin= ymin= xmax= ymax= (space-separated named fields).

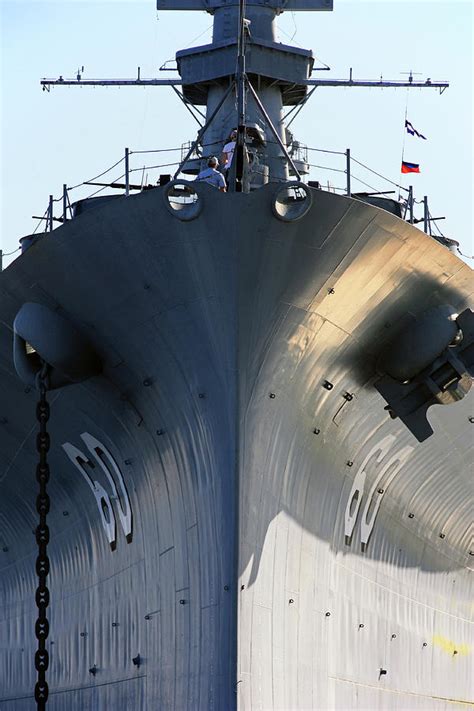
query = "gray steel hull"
xmin=0 ymin=184 xmax=472 ymax=709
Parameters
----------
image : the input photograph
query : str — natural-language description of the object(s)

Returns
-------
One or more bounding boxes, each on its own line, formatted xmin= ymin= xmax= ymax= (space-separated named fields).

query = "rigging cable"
xmin=1 ymin=246 xmax=21 ymax=257
xmin=68 ymin=156 xmax=126 ymax=191
xmin=306 ymin=146 xmax=345 ymax=156
xmin=33 ymin=209 xmax=49 ymax=235
xmin=307 ymin=163 xmax=345 ymax=173
xmin=350 ymin=155 xmax=409 ymax=192
xmin=349 ymin=174 xmax=380 ymax=193
xmin=83 ymin=173 xmax=126 ymax=200
xmin=129 ymin=162 xmax=179 ymax=172
xmin=130 ymin=146 xmax=182 ymax=154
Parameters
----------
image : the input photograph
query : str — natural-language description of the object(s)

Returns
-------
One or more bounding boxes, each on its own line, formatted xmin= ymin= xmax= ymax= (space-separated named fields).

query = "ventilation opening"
xmin=164 ymin=181 xmax=202 ymax=221
xmin=272 ymin=182 xmax=312 ymax=222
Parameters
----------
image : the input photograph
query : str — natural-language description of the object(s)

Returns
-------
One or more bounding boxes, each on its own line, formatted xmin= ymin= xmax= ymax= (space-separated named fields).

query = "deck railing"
xmin=19 ymin=143 xmax=448 ymax=248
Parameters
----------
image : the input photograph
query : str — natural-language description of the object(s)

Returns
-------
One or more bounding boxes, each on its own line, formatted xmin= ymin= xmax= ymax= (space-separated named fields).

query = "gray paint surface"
xmin=0 ymin=184 xmax=473 ymax=708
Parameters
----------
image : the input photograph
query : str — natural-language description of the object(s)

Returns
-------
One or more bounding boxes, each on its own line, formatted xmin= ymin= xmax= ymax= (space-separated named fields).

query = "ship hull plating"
xmin=0 ymin=184 xmax=472 ymax=709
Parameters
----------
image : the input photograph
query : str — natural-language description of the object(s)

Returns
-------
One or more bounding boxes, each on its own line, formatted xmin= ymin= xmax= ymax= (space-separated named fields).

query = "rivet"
xmin=2 ymin=546 xmax=9 ymax=553
xmin=439 ymin=533 xmax=445 ymax=539
xmin=144 ymin=615 xmax=151 ymax=621
xmin=377 ymin=488 xmax=384 ymax=494
xmin=132 ymin=654 xmax=141 ymax=667
xmin=469 ymin=551 xmax=474 ymax=556
xmin=198 ymin=393 xmax=206 ymax=399
xmin=289 ymin=598 xmax=294 ymax=604
xmin=62 ymin=511 xmax=69 ymax=517
xmin=143 ymin=378 xmax=153 ymax=387
xmin=224 ymin=585 xmax=229 ymax=591
xmin=179 ymin=599 xmax=186 ymax=605
xmin=89 ymin=665 xmax=97 ymax=676
xmin=241 ymin=585 xmax=245 ymax=591
xmin=328 ymin=287 xmax=335 ymax=294
xmin=391 ymin=633 xmax=397 ymax=639
xmin=313 ymin=427 xmax=320 ymax=435
xmin=124 ymin=459 xmax=132 ymax=465
xmin=453 ymin=650 xmax=458 ymax=655
xmin=323 ymin=380 xmax=333 ymax=390
xmin=343 ymin=392 xmax=353 ymax=401
xmin=143 ymin=284 xmax=150 ymax=290
xmin=359 ymin=623 xmax=364 ymax=629
xmin=156 ymin=429 xmax=165 ymax=436
xmin=347 ymin=461 xmax=353 ymax=467
xmin=408 ymin=513 xmax=414 ymax=519
xmin=469 ymin=417 xmax=474 ymax=423
xmin=325 ymin=611 xmax=331 ymax=617
xmin=269 ymin=393 xmax=276 ymax=399
xmin=379 ymin=668 xmax=387 ymax=676
xmin=422 ymin=642 xmax=427 ymax=647
xmin=24 ymin=386 xmax=32 ymax=394
xmin=80 ymin=632 xmax=87 ymax=637
xmin=112 ymin=622 xmax=119 ymax=628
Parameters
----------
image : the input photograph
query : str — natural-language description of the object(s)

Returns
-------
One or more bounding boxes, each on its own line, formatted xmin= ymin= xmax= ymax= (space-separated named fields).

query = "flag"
xmin=401 ymin=161 xmax=420 ymax=174
xmin=405 ymin=120 xmax=427 ymax=140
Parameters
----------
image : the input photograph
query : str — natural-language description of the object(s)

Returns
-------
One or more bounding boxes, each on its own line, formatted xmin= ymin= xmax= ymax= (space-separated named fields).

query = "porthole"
xmin=164 ymin=180 xmax=202 ymax=221
xmin=272 ymin=182 xmax=312 ymax=222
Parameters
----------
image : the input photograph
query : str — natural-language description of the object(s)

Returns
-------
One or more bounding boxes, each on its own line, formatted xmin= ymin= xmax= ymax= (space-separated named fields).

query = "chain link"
xmin=34 ymin=366 xmax=51 ymax=709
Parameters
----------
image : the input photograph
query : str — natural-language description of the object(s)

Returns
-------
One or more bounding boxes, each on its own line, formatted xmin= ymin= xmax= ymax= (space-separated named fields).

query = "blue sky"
xmin=1 ymin=0 xmax=472 ymax=266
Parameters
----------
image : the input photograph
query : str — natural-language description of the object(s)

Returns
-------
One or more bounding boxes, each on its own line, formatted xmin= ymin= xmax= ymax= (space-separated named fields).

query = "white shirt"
xmin=222 ymin=140 xmax=236 ymax=169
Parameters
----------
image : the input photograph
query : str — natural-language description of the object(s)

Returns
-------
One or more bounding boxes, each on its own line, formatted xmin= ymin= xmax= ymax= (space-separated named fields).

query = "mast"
xmin=234 ymin=0 xmax=247 ymax=192
xmin=40 ymin=1 xmax=449 ymax=190
xmin=159 ymin=0 xmax=333 ymax=187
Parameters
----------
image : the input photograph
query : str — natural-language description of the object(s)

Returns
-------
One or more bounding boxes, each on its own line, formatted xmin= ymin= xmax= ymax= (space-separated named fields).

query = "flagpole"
xmin=399 ymin=90 xmax=409 ymax=200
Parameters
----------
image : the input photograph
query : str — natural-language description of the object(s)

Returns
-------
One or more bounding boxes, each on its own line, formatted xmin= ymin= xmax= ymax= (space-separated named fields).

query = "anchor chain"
xmin=34 ymin=364 xmax=51 ymax=709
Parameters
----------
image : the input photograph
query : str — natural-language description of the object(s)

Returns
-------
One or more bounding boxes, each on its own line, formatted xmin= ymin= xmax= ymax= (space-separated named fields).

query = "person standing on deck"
xmin=220 ymin=130 xmax=237 ymax=176
xmin=196 ymin=157 xmax=227 ymax=191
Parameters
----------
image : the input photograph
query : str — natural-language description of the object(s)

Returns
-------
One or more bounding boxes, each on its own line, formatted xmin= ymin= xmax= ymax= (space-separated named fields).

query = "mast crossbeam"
xmin=40 ymin=78 xmax=182 ymax=89
xmin=305 ymin=78 xmax=449 ymax=91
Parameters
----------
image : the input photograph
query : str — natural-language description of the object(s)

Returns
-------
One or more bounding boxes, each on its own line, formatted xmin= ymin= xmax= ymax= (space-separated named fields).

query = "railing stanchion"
xmin=63 ymin=184 xmax=68 ymax=223
xmin=48 ymin=195 xmax=54 ymax=232
xmin=408 ymin=185 xmax=414 ymax=224
xmin=125 ymin=148 xmax=130 ymax=197
xmin=423 ymin=195 xmax=429 ymax=233
xmin=346 ymin=148 xmax=351 ymax=196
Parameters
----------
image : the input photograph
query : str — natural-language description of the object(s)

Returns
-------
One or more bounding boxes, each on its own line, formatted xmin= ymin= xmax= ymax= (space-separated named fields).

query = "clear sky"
xmin=1 ymin=0 xmax=472 ymax=267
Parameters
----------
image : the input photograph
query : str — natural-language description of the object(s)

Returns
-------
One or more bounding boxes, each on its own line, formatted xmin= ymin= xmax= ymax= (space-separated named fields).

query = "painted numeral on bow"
xmin=344 ymin=435 xmax=413 ymax=550
xmin=62 ymin=433 xmax=133 ymax=550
